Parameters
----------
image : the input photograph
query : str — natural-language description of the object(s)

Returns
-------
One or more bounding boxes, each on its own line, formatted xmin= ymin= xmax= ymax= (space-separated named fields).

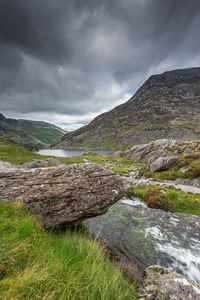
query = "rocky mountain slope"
xmin=56 ymin=67 xmax=200 ymax=150
xmin=0 ymin=113 xmax=65 ymax=149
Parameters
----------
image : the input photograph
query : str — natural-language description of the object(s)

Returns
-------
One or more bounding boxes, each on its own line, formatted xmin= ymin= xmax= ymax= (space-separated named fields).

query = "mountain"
xmin=0 ymin=113 xmax=65 ymax=149
xmin=56 ymin=67 xmax=200 ymax=150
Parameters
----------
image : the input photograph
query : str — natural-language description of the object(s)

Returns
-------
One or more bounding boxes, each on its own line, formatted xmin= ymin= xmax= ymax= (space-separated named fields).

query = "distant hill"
xmin=55 ymin=67 xmax=200 ymax=150
xmin=0 ymin=113 xmax=66 ymax=149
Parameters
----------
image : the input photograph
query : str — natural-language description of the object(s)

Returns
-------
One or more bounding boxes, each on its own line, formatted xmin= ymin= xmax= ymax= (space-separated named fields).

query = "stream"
xmin=85 ymin=197 xmax=200 ymax=283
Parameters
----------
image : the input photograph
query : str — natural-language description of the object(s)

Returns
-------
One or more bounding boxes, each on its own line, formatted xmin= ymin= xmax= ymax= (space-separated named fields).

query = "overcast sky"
xmin=0 ymin=0 xmax=200 ymax=130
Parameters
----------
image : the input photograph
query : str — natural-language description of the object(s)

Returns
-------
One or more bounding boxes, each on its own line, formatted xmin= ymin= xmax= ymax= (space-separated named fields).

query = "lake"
xmin=37 ymin=149 xmax=115 ymax=157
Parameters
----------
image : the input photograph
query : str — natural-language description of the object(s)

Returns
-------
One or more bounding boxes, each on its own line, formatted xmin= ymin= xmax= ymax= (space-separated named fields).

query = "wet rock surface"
xmin=85 ymin=199 xmax=200 ymax=283
xmin=139 ymin=266 xmax=200 ymax=300
xmin=0 ymin=164 xmax=124 ymax=229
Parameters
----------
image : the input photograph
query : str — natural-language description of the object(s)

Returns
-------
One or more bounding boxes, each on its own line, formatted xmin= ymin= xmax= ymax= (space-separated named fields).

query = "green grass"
xmin=82 ymin=153 xmax=145 ymax=175
xmin=82 ymin=153 xmax=140 ymax=166
xmin=133 ymin=186 xmax=200 ymax=215
xmin=0 ymin=138 xmax=84 ymax=166
xmin=24 ymin=124 xmax=65 ymax=146
xmin=0 ymin=202 xmax=136 ymax=299
xmin=0 ymin=119 xmax=65 ymax=150
xmin=109 ymin=167 xmax=135 ymax=175
xmin=63 ymin=138 xmax=133 ymax=151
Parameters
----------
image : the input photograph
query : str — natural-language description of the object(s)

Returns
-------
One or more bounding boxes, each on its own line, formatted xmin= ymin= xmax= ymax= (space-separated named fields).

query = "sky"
xmin=0 ymin=0 xmax=200 ymax=131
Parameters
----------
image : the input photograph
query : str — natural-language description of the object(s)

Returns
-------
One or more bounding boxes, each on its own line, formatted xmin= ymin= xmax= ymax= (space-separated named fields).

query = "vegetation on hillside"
xmin=23 ymin=120 xmax=65 ymax=146
xmin=131 ymin=186 xmax=200 ymax=216
xmin=0 ymin=114 xmax=65 ymax=149
xmin=137 ymin=153 xmax=200 ymax=181
xmin=0 ymin=138 xmax=84 ymax=166
xmin=0 ymin=202 xmax=137 ymax=299
xmin=82 ymin=153 xmax=144 ymax=174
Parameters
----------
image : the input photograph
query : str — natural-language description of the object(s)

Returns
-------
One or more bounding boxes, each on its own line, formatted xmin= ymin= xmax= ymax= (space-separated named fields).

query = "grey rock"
xmin=179 ymin=166 xmax=191 ymax=174
xmin=0 ymin=164 xmax=124 ymax=229
xmin=20 ymin=158 xmax=61 ymax=169
xmin=139 ymin=266 xmax=200 ymax=300
xmin=108 ymin=151 xmax=123 ymax=158
xmin=0 ymin=160 xmax=15 ymax=169
xmin=123 ymin=139 xmax=200 ymax=163
xmin=20 ymin=160 xmax=46 ymax=169
xmin=134 ymin=179 xmax=149 ymax=187
xmin=175 ymin=177 xmax=200 ymax=188
xmin=45 ymin=158 xmax=61 ymax=165
xmin=150 ymin=156 xmax=178 ymax=173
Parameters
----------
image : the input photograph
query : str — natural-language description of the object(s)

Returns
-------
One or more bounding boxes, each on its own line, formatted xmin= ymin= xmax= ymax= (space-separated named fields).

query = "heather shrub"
xmin=143 ymin=188 xmax=174 ymax=212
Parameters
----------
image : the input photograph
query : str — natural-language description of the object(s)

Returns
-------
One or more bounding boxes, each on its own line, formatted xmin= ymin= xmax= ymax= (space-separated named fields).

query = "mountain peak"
xmin=0 ymin=113 xmax=6 ymax=121
xmin=55 ymin=67 xmax=200 ymax=150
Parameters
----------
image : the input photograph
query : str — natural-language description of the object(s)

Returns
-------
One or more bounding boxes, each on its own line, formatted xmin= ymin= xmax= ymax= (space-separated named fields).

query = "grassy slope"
xmin=82 ymin=153 xmax=145 ymax=175
xmin=23 ymin=121 xmax=65 ymax=146
xmin=0 ymin=139 xmax=137 ymax=299
xmin=0 ymin=138 xmax=84 ymax=166
xmin=0 ymin=119 xmax=65 ymax=149
xmin=0 ymin=202 xmax=136 ymax=299
xmin=133 ymin=186 xmax=200 ymax=216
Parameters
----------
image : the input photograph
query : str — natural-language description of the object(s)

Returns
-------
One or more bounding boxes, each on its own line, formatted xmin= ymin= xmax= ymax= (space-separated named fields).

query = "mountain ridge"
xmin=55 ymin=67 xmax=200 ymax=150
xmin=0 ymin=113 xmax=65 ymax=149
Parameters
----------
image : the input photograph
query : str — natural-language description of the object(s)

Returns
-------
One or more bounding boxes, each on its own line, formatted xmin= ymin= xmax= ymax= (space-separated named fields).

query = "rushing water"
xmin=85 ymin=197 xmax=200 ymax=283
xmin=37 ymin=149 xmax=115 ymax=157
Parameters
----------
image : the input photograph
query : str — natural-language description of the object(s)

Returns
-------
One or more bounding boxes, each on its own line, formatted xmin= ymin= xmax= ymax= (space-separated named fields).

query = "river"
xmin=85 ymin=197 xmax=200 ymax=284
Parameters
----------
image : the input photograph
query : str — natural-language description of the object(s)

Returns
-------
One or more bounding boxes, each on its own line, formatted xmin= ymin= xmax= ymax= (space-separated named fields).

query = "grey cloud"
xmin=0 ymin=0 xmax=200 ymax=129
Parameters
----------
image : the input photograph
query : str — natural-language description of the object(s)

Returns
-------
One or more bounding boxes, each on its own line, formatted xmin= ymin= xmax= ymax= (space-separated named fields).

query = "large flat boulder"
xmin=0 ymin=164 xmax=124 ymax=229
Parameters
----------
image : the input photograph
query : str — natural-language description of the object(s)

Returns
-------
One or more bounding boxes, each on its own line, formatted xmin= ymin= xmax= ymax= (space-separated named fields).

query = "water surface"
xmin=85 ymin=198 xmax=200 ymax=283
xmin=37 ymin=149 xmax=115 ymax=157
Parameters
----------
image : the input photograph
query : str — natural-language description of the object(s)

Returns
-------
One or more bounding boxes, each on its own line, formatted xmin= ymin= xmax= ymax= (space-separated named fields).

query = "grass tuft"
xmin=133 ymin=186 xmax=200 ymax=215
xmin=0 ymin=202 xmax=137 ymax=299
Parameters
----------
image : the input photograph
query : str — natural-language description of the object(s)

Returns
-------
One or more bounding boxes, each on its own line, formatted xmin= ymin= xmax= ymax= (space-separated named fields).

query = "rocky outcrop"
xmin=139 ymin=266 xmax=200 ymax=300
xmin=0 ymin=161 xmax=16 ymax=169
xmin=55 ymin=67 xmax=200 ymax=150
xmin=20 ymin=158 xmax=61 ymax=169
xmin=175 ymin=177 xmax=200 ymax=188
xmin=0 ymin=164 xmax=124 ymax=229
xmin=124 ymin=139 xmax=200 ymax=162
xmin=150 ymin=156 xmax=178 ymax=173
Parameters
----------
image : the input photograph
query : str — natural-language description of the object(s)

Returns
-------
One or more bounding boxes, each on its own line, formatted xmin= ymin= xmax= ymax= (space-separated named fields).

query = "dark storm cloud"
xmin=0 ymin=0 xmax=200 ymax=129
